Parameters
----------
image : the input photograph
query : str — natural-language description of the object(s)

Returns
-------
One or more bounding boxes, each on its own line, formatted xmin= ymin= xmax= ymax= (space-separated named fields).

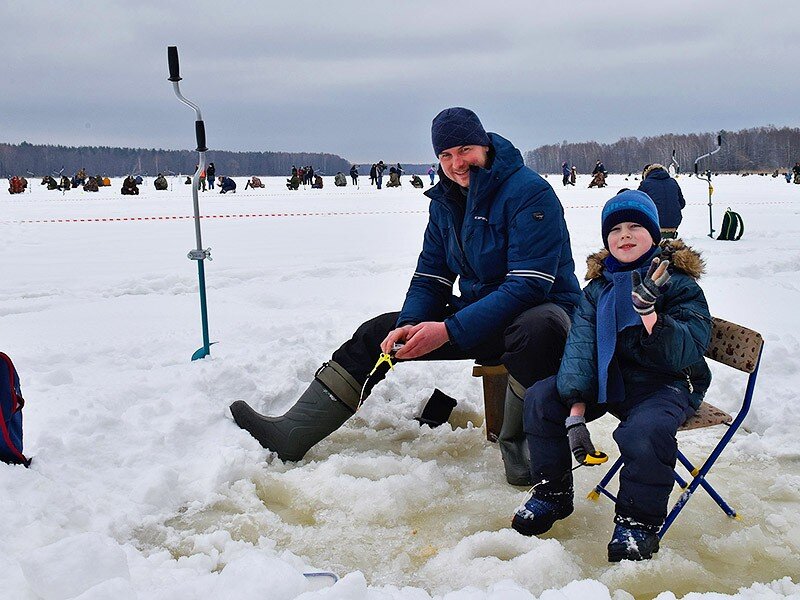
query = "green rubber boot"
xmin=230 ymin=361 xmax=361 ymax=461
xmin=497 ymin=376 xmax=532 ymax=486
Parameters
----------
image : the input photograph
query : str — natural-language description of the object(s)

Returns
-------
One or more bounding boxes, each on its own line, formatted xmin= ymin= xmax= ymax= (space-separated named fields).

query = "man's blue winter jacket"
xmin=638 ymin=168 xmax=685 ymax=229
xmin=396 ymin=133 xmax=581 ymax=350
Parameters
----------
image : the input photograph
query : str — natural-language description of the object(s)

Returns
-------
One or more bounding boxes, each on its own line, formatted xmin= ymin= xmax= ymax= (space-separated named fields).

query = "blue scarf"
xmin=596 ymin=246 xmax=660 ymax=404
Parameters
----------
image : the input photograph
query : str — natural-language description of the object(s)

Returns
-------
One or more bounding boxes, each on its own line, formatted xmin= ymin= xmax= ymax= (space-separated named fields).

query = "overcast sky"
xmin=2 ymin=1 xmax=797 ymax=164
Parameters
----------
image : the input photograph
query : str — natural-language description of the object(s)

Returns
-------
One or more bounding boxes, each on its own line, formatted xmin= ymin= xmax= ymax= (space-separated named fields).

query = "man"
xmin=592 ymin=160 xmax=606 ymax=176
xmin=230 ymin=107 xmax=581 ymax=485
xmin=638 ymin=163 xmax=686 ymax=239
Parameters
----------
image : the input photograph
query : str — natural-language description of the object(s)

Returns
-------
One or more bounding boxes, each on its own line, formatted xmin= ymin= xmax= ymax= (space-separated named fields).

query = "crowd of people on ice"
xmin=7 ymin=159 xmax=800 ymax=197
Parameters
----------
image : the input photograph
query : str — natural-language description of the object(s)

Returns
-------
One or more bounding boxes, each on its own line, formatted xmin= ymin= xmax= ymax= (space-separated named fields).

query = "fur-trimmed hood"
xmin=585 ymin=239 xmax=705 ymax=281
xmin=642 ymin=163 xmax=667 ymax=179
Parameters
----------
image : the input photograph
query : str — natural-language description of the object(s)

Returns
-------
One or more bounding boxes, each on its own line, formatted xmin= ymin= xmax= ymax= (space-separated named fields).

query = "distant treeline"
xmin=525 ymin=126 xmax=800 ymax=174
xmin=0 ymin=142 xmax=353 ymax=178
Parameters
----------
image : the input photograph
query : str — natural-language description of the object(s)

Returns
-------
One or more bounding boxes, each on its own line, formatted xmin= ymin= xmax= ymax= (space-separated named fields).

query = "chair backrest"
xmin=705 ymin=317 xmax=763 ymax=373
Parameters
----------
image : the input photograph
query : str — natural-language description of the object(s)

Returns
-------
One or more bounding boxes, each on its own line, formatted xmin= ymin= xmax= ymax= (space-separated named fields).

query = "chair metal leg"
xmin=676 ymin=451 xmax=737 ymax=517
xmin=588 ymin=456 xmax=623 ymax=501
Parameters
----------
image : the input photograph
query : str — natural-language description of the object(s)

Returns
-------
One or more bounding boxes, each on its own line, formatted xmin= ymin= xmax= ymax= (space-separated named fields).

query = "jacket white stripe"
xmin=413 ymin=272 xmax=455 ymax=287
xmin=507 ymin=270 xmax=556 ymax=283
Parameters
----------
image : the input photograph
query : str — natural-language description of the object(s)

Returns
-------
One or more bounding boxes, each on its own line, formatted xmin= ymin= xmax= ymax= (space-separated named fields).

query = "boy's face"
xmin=607 ymin=222 xmax=654 ymax=263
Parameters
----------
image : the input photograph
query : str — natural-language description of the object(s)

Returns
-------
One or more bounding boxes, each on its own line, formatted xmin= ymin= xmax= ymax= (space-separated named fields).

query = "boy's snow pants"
xmin=330 ymin=303 xmax=571 ymax=396
xmin=523 ymin=376 xmax=694 ymax=527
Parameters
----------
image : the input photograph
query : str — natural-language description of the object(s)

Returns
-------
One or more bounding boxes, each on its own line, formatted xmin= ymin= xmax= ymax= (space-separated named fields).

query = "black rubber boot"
xmin=608 ymin=520 xmax=661 ymax=562
xmin=512 ymin=491 xmax=574 ymax=536
xmin=230 ymin=361 xmax=360 ymax=462
xmin=498 ymin=379 xmax=532 ymax=486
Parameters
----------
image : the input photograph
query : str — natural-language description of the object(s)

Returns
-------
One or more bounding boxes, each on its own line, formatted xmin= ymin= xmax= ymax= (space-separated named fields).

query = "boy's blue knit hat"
xmin=601 ymin=190 xmax=661 ymax=248
xmin=431 ymin=107 xmax=491 ymax=156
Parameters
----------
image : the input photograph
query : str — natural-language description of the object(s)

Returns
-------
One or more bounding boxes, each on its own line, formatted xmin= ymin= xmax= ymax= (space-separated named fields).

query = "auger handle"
xmin=167 ymin=46 xmax=181 ymax=82
xmin=195 ymin=121 xmax=207 ymax=153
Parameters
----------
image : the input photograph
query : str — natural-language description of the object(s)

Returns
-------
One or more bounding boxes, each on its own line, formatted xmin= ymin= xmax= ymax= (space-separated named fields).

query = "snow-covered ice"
xmin=2 ymin=173 xmax=800 ymax=599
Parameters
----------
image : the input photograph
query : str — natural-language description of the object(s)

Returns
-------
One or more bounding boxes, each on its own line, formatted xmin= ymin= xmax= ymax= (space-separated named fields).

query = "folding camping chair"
xmin=588 ymin=317 xmax=764 ymax=538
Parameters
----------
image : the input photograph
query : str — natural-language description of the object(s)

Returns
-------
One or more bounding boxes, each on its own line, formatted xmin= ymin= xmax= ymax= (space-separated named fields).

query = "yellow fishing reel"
xmin=583 ymin=451 xmax=608 ymax=466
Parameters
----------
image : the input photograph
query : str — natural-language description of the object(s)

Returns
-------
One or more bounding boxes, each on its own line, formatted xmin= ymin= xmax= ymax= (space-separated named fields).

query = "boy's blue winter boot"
xmin=607 ymin=520 xmax=660 ymax=562
xmin=511 ymin=492 xmax=573 ymax=536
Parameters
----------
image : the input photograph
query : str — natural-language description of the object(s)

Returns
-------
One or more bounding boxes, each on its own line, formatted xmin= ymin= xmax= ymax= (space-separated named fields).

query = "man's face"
xmin=438 ymin=145 xmax=490 ymax=188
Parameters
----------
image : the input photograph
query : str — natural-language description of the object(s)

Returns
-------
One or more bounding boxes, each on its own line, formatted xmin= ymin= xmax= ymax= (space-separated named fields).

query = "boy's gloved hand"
xmin=565 ymin=415 xmax=595 ymax=464
xmin=631 ymin=258 xmax=671 ymax=315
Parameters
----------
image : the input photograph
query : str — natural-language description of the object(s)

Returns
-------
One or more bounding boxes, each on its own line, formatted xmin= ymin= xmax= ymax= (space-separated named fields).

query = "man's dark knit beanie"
xmin=431 ymin=107 xmax=491 ymax=156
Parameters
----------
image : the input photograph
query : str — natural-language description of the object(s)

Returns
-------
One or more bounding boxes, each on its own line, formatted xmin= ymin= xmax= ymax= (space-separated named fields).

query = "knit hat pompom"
xmin=601 ymin=190 xmax=661 ymax=248
xmin=431 ymin=107 xmax=491 ymax=156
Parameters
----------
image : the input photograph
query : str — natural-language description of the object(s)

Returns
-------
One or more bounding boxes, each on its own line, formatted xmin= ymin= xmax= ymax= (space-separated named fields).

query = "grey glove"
xmin=631 ymin=258 xmax=671 ymax=316
xmin=565 ymin=415 xmax=595 ymax=464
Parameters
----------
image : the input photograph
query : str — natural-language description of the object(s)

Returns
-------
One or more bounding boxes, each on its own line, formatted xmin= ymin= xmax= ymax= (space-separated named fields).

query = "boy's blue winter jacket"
xmin=396 ymin=133 xmax=581 ymax=350
xmin=638 ymin=167 xmax=685 ymax=229
xmin=556 ymin=241 xmax=712 ymax=409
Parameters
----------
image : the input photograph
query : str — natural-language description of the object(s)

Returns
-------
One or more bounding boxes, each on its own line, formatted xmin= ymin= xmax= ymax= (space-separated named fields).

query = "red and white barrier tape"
xmin=3 ymin=210 xmax=428 ymax=225
xmin=1 ymin=201 xmax=793 ymax=225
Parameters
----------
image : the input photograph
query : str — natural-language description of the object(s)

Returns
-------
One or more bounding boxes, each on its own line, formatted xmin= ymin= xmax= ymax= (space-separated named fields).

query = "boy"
xmin=511 ymin=190 xmax=712 ymax=562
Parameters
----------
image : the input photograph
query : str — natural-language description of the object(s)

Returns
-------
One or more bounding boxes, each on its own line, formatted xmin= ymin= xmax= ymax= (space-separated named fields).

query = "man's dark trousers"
xmin=331 ymin=303 xmax=571 ymax=397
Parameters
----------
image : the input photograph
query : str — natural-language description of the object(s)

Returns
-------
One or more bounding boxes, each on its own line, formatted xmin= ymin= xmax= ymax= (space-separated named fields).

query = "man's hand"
xmin=631 ymin=258 xmax=671 ymax=316
xmin=391 ymin=322 xmax=449 ymax=359
xmin=565 ymin=415 xmax=596 ymax=464
xmin=380 ymin=325 xmax=413 ymax=355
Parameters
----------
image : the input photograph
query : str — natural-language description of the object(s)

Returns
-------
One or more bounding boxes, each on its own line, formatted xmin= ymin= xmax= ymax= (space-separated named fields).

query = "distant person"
xmin=8 ymin=176 xmax=27 ymax=194
xmin=570 ymin=166 xmax=577 ymax=186
xmin=350 ymin=164 xmax=359 ymax=185
xmin=386 ymin=170 xmax=401 ymax=187
xmin=286 ymin=174 xmax=300 ymax=190
xmin=427 ymin=164 xmax=436 ymax=185
xmin=83 ymin=176 xmax=99 ymax=192
xmin=219 ymin=176 xmax=237 ymax=194
xmin=195 ymin=165 xmax=206 ymax=192
xmin=638 ymin=164 xmax=686 ymax=239
xmin=334 ymin=172 xmax=347 ymax=187
xmin=245 ymin=176 xmax=265 ymax=189
xmin=786 ymin=171 xmax=792 ymax=183
xmin=410 ymin=174 xmax=424 ymax=188
xmin=59 ymin=175 xmax=72 ymax=191
xmin=376 ymin=161 xmax=385 ymax=189
xmin=561 ymin=161 xmax=570 ymax=187
xmin=121 ymin=175 xmax=139 ymax=195
xmin=311 ymin=174 xmax=324 ymax=189
xmin=154 ymin=174 xmax=169 ymax=190
xmin=589 ymin=171 xmax=607 ymax=188
xmin=592 ymin=160 xmax=607 ymax=176
xmin=207 ymin=162 xmax=216 ymax=189
xmin=793 ymin=162 xmax=800 ymax=184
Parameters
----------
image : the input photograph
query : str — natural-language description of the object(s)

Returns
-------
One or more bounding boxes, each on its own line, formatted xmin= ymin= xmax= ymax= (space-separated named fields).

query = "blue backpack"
xmin=1 ymin=353 xmax=30 ymax=466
